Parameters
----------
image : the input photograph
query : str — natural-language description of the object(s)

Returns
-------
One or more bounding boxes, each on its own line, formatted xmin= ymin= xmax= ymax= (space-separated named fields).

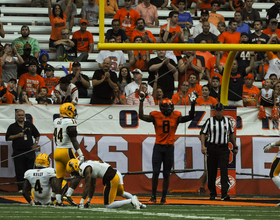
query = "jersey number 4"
xmin=35 ymin=179 xmax=43 ymax=194
xmin=54 ymin=127 xmax=63 ymax=144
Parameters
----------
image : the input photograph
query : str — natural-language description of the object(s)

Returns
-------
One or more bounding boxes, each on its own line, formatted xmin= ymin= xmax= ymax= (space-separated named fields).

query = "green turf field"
xmin=0 ymin=204 xmax=280 ymax=220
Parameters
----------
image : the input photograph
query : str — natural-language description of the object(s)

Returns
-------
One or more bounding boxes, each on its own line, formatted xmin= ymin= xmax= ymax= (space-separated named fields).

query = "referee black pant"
xmin=207 ymin=144 xmax=230 ymax=197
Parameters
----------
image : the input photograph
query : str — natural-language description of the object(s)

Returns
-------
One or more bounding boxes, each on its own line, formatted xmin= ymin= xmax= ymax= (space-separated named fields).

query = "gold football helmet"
xmin=59 ymin=103 xmax=77 ymax=118
xmin=35 ymin=153 xmax=50 ymax=168
xmin=66 ymin=159 xmax=80 ymax=174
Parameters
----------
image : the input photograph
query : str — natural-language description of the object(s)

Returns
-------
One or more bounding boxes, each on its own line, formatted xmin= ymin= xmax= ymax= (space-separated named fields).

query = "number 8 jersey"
xmin=53 ymin=117 xmax=77 ymax=148
xmin=150 ymin=110 xmax=182 ymax=145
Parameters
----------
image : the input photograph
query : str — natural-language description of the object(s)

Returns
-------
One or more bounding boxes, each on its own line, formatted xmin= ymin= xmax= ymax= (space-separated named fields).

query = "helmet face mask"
xmin=66 ymin=159 xmax=80 ymax=175
xmin=160 ymin=99 xmax=174 ymax=116
xmin=35 ymin=153 xmax=50 ymax=168
xmin=59 ymin=103 xmax=77 ymax=118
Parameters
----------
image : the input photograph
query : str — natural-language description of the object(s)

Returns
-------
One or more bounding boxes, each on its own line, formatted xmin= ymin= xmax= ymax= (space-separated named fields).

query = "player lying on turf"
xmin=66 ymin=159 xmax=146 ymax=209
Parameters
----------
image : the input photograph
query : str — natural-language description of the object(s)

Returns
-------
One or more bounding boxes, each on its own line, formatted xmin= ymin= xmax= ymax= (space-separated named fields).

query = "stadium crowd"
xmin=0 ymin=0 xmax=279 ymax=108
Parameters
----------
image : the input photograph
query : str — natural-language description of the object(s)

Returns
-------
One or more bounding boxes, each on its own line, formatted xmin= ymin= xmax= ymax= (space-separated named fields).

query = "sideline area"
xmin=0 ymin=194 xmax=278 ymax=207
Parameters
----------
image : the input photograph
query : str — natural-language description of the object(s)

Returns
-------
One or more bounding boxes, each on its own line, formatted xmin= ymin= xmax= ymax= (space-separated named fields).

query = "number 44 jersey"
xmin=24 ymin=168 xmax=56 ymax=205
xmin=53 ymin=117 xmax=77 ymax=148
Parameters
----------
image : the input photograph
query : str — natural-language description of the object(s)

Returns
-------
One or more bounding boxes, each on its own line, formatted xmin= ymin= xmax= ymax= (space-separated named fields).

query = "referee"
xmin=200 ymin=103 xmax=238 ymax=201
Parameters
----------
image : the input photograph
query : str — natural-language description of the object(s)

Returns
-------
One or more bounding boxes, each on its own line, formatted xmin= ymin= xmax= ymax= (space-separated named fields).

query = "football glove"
xmin=263 ymin=142 xmax=275 ymax=152
xmin=139 ymin=91 xmax=147 ymax=101
xmin=189 ymin=91 xmax=198 ymax=104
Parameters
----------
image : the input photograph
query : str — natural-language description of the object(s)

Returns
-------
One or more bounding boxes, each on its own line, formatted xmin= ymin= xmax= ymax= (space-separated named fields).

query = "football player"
xmin=263 ymin=140 xmax=280 ymax=206
xmin=53 ymin=103 xmax=85 ymax=206
xmin=139 ymin=92 xmax=197 ymax=204
xmin=66 ymin=159 xmax=146 ymax=209
xmin=22 ymin=153 xmax=57 ymax=205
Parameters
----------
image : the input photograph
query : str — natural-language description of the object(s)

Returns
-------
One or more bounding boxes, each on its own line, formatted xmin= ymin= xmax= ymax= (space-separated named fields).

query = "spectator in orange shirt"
xmin=172 ymin=81 xmax=190 ymax=105
xmin=219 ymin=19 xmax=241 ymax=44
xmin=178 ymin=51 xmax=203 ymax=87
xmin=43 ymin=64 xmax=59 ymax=97
xmin=159 ymin=11 xmax=185 ymax=61
xmin=242 ymin=73 xmax=260 ymax=107
xmin=47 ymin=0 xmax=71 ymax=50
xmin=152 ymin=75 xmax=164 ymax=105
xmin=113 ymin=0 xmax=140 ymax=37
xmin=263 ymin=18 xmax=280 ymax=38
xmin=205 ymin=51 xmax=225 ymax=84
xmin=229 ymin=0 xmax=244 ymax=11
xmin=17 ymin=60 xmax=46 ymax=98
xmin=95 ymin=0 xmax=118 ymax=15
xmin=218 ymin=19 xmax=241 ymax=57
xmin=72 ymin=19 xmax=94 ymax=58
xmin=130 ymin=18 xmax=157 ymax=43
xmin=128 ymin=36 xmax=150 ymax=71
xmin=196 ymin=84 xmax=218 ymax=107
xmin=188 ymin=73 xmax=202 ymax=96
xmin=209 ymin=0 xmax=225 ymax=28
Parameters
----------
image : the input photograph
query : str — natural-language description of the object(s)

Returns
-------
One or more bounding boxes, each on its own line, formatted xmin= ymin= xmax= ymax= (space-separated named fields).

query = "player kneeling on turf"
xmin=22 ymin=153 xmax=58 ymax=205
xmin=66 ymin=159 xmax=146 ymax=209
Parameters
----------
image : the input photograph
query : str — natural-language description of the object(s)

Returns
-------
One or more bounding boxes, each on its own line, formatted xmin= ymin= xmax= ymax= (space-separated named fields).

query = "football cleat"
xmin=140 ymin=203 xmax=147 ymax=209
xmin=84 ymin=201 xmax=90 ymax=208
xmin=199 ymin=187 xmax=206 ymax=195
xmin=131 ymin=195 xmax=140 ymax=209
xmin=78 ymin=204 xmax=84 ymax=209
xmin=263 ymin=143 xmax=273 ymax=152
xmin=189 ymin=91 xmax=198 ymax=104
xmin=55 ymin=202 xmax=64 ymax=207
xmin=221 ymin=195 xmax=230 ymax=201
xmin=35 ymin=153 xmax=50 ymax=168
xmin=160 ymin=197 xmax=169 ymax=205
xmin=147 ymin=196 xmax=156 ymax=204
xmin=64 ymin=196 xmax=77 ymax=206
xmin=59 ymin=103 xmax=77 ymax=118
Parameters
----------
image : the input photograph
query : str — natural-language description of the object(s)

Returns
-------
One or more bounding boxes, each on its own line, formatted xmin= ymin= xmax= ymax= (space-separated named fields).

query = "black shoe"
xmin=221 ymin=195 xmax=230 ymax=201
xmin=147 ymin=196 xmax=156 ymax=204
xmin=209 ymin=195 xmax=216 ymax=200
xmin=55 ymin=202 xmax=64 ymax=207
xmin=160 ymin=197 xmax=169 ymax=205
xmin=64 ymin=196 xmax=77 ymax=206
xmin=199 ymin=187 xmax=206 ymax=195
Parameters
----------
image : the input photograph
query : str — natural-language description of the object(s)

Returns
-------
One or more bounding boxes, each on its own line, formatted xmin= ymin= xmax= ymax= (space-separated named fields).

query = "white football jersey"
xmin=24 ymin=167 xmax=56 ymax=205
xmin=79 ymin=160 xmax=111 ymax=179
xmin=53 ymin=117 xmax=77 ymax=148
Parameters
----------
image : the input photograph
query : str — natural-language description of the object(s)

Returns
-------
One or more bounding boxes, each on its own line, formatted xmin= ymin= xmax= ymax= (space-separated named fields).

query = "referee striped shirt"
xmin=201 ymin=116 xmax=234 ymax=145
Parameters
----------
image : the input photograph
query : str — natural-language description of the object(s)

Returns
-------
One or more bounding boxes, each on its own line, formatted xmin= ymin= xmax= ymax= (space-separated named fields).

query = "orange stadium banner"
xmin=0 ymin=105 xmax=279 ymax=195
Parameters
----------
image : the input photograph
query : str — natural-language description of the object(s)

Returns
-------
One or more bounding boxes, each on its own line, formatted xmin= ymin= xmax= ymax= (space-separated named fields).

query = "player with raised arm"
xmin=22 ymin=153 xmax=57 ymax=205
xmin=53 ymin=103 xmax=85 ymax=206
xmin=66 ymin=159 xmax=146 ymax=209
xmin=264 ymin=140 xmax=280 ymax=206
xmin=139 ymin=90 xmax=197 ymax=204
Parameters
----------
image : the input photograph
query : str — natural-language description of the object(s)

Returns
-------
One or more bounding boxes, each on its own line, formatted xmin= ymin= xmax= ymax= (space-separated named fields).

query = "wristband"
xmin=77 ymin=148 xmax=83 ymax=157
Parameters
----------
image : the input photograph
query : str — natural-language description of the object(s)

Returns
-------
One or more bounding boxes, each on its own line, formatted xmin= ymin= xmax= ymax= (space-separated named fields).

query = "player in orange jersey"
xmin=139 ymin=92 xmax=197 ymax=205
